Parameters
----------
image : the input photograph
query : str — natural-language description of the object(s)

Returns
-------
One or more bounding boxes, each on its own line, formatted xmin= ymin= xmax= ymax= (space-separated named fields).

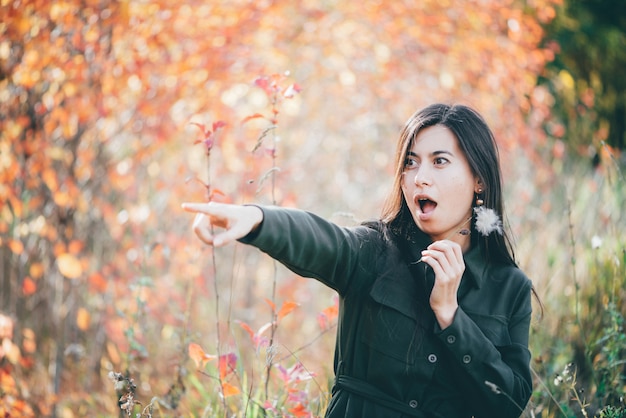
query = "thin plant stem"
xmin=204 ymin=145 xmax=227 ymax=417
xmin=566 ymin=198 xmax=591 ymax=372
xmin=530 ymin=367 xmax=569 ymax=418
xmin=265 ymin=88 xmax=279 ymax=400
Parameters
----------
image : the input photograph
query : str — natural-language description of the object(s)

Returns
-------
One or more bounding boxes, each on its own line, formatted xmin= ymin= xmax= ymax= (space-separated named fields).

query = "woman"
xmin=183 ymin=103 xmax=533 ymax=418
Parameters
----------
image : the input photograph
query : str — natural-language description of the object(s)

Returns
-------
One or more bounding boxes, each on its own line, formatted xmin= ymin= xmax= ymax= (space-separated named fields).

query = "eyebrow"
xmin=407 ymin=150 xmax=455 ymax=158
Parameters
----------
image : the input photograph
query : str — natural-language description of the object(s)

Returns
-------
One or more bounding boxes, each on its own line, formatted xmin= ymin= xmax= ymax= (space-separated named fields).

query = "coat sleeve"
xmin=238 ymin=205 xmax=379 ymax=295
xmin=435 ymin=273 xmax=533 ymax=418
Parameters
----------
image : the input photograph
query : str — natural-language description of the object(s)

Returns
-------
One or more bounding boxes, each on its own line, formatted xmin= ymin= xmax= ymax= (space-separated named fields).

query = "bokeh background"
xmin=1 ymin=0 xmax=625 ymax=416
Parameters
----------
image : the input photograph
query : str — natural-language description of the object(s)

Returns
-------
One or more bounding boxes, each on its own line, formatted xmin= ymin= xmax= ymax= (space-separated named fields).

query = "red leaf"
xmin=254 ymin=76 xmax=271 ymax=92
xmin=218 ymin=352 xmax=238 ymax=379
xmin=212 ymin=121 xmax=227 ymax=131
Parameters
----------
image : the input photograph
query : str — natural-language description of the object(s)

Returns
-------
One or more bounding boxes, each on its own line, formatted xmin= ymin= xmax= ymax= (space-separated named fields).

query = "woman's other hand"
xmin=182 ymin=202 xmax=263 ymax=247
xmin=420 ymin=240 xmax=465 ymax=329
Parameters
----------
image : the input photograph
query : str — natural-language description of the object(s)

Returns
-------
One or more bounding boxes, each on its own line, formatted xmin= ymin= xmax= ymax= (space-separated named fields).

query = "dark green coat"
xmin=241 ymin=206 xmax=533 ymax=418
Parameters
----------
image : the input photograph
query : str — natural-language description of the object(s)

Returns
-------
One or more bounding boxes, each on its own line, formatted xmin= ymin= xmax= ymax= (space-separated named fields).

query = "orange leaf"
xmin=188 ymin=343 xmax=215 ymax=368
xmin=8 ymin=239 xmax=24 ymax=255
xmin=321 ymin=303 xmax=339 ymax=320
xmin=238 ymin=321 xmax=255 ymax=340
xmin=209 ymin=188 xmax=232 ymax=203
xmin=88 ymin=272 xmax=108 ymax=293
xmin=52 ymin=188 xmax=72 ymax=207
xmin=264 ymin=298 xmax=276 ymax=313
xmin=22 ymin=278 xmax=37 ymax=296
xmin=241 ymin=113 xmax=265 ymax=124
xmin=221 ymin=382 xmax=240 ymax=397
xmin=68 ymin=239 xmax=84 ymax=254
xmin=57 ymin=253 xmax=82 ymax=279
xmin=76 ymin=307 xmax=90 ymax=331
xmin=289 ymin=403 xmax=311 ymax=417
xmin=277 ymin=301 xmax=299 ymax=321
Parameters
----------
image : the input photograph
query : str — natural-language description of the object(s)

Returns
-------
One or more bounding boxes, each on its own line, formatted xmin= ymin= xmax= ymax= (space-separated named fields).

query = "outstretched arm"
xmin=181 ymin=202 xmax=263 ymax=247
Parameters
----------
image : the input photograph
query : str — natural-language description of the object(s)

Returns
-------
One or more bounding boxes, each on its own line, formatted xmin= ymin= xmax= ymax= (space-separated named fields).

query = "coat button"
xmin=428 ymin=354 xmax=437 ymax=363
xmin=463 ymin=354 xmax=472 ymax=364
xmin=446 ymin=335 xmax=456 ymax=344
xmin=409 ymin=400 xmax=418 ymax=408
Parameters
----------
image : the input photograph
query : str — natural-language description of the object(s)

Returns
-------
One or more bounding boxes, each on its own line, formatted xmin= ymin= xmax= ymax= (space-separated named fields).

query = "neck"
xmin=431 ymin=215 xmax=473 ymax=252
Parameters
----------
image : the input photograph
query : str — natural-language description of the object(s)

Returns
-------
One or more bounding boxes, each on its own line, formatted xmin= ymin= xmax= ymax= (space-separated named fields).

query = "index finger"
xmin=427 ymin=240 xmax=464 ymax=264
xmin=181 ymin=202 xmax=229 ymax=215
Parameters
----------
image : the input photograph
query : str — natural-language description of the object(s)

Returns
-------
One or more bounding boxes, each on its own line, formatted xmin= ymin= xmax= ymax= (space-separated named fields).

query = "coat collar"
xmin=462 ymin=244 xmax=489 ymax=289
xmin=401 ymin=228 xmax=488 ymax=290
xmin=368 ymin=226 xmax=490 ymax=321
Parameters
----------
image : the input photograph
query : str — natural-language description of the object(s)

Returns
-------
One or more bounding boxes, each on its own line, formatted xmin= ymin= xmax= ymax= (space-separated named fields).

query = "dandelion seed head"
xmin=474 ymin=206 xmax=503 ymax=236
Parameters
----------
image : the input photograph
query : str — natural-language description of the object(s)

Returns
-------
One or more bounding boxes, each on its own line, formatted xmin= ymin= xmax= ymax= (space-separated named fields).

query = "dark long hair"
xmin=381 ymin=103 xmax=516 ymax=266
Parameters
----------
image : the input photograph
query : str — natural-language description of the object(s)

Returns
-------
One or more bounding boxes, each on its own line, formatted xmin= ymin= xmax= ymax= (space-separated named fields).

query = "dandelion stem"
xmin=484 ymin=381 xmax=524 ymax=414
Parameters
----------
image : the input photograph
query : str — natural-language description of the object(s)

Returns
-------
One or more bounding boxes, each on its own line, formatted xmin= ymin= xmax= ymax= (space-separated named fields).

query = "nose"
xmin=413 ymin=166 xmax=432 ymax=186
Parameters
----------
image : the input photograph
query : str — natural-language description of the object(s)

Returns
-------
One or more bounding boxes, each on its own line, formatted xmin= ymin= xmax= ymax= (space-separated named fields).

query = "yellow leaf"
xmin=76 ymin=308 xmax=90 ymax=331
xmin=57 ymin=253 xmax=82 ymax=279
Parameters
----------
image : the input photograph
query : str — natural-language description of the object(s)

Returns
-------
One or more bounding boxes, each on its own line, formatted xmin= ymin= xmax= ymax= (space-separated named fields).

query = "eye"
xmin=404 ymin=157 xmax=418 ymax=169
xmin=434 ymin=157 xmax=450 ymax=166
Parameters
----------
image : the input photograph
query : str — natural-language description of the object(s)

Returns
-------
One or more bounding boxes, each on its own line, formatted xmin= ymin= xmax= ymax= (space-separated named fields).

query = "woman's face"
xmin=401 ymin=125 xmax=480 ymax=247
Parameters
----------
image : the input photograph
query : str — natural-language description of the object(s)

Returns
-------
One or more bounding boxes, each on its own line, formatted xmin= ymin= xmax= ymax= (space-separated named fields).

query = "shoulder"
xmin=490 ymin=263 xmax=532 ymax=289
xmin=488 ymin=263 xmax=534 ymax=312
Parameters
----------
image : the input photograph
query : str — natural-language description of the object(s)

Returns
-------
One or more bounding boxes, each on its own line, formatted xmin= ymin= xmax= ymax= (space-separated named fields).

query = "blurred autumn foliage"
xmin=538 ymin=0 xmax=626 ymax=153
xmin=1 ymin=0 xmax=624 ymax=417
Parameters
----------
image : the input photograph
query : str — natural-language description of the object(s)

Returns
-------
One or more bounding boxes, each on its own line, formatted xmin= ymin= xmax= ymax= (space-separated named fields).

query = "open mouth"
xmin=417 ymin=198 xmax=437 ymax=214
